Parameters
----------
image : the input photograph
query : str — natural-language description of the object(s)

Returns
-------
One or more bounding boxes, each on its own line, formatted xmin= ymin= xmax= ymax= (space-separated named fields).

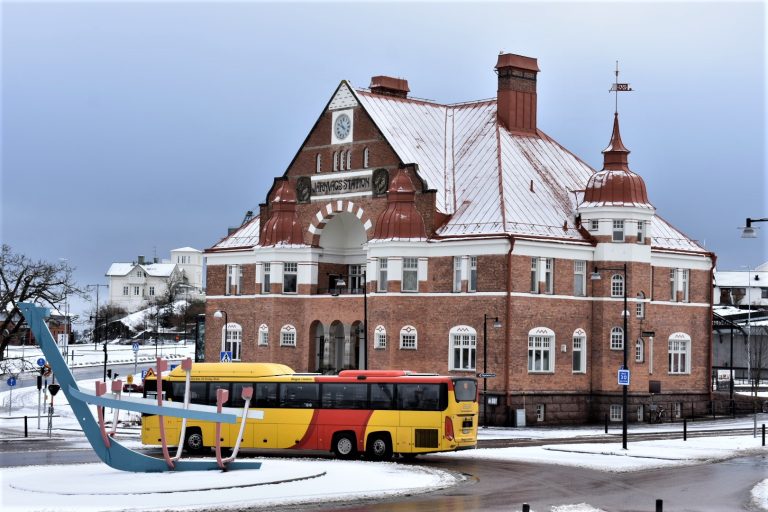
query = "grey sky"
xmin=1 ymin=1 xmax=765 ymax=322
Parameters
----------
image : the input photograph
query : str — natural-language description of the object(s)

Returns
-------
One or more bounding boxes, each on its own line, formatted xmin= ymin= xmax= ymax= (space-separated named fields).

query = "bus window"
xmin=369 ymin=383 xmax=394 ymax=409
xmin=452 ymin=379 xmax=478 ymax=402
xmin=230 ymin=382 xmax=251 ymax=408
xmin=254 ymin=383 xmax=278 ymax=408
xmin=321 ymin=383 xmax=367 ymax=409
xmin=280 ymin=383 xmax=319 ymax=408
xmin=170 ymin=382 xmax=207 ymax=404
xmin=397 ymin=384 xmax=442 ymax=411
xmin=207 ymin=382 xmax=231 ymax=406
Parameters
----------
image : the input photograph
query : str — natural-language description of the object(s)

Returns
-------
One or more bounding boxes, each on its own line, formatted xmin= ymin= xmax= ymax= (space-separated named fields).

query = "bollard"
xmin=522 ymin=504 xmax=530 ymax=512
xmin=656 ymin=498 xmax=663 ymax=511
xmin=605 ymin=413 xmax=609 ymax=434
xmin=762 ymin=424 xmax=765 ymax=447
xmin=683 ymin=419 xmax=687 ymax=441
xmin=24 ymin=415 xmax=28 ymax=438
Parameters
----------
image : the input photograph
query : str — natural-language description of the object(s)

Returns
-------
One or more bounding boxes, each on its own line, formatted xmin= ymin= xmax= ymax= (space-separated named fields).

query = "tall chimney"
xmin=495 ymin=53 xmax=539 ymax=135
xmin=370 ymin=76 xmax=409 ymax=99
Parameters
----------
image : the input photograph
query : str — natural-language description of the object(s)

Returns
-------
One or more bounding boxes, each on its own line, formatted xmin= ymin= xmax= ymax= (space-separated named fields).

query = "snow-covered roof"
xmin=106 ymin=263 xmax=135 ymax=276
xmin=105 ymin=262 xmax=177 ymax=277
xmin=714 ymin=270 xmax=768 ymax=287
xmin=171 ymin=247 xmax=202 ymax=253
xmin=211 ymin=216 xmax=261 ymax=251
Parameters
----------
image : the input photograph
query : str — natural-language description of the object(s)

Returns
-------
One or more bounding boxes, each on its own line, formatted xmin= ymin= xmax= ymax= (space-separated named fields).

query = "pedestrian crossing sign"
xmin=220 ymin=351 xmax=233 ymax=363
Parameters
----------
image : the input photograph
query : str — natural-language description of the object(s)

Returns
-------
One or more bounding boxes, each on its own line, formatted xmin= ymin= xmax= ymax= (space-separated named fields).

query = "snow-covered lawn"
xmin=1 ymin=348 xmax=766 ymax=511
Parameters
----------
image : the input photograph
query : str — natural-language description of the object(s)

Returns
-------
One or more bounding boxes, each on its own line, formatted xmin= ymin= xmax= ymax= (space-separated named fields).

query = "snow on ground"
xmin=1 ymin=346 xmax=767 ymax=511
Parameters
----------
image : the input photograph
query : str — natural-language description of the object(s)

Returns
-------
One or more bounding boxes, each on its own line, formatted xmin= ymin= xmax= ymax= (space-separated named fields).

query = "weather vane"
xmin=609 ymin=60 xmax=633 ymax=114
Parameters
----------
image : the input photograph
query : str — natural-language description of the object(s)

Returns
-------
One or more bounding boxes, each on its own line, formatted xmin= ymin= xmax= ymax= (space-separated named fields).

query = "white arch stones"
xmin=308 ymin=201 xmax=373 ymax=245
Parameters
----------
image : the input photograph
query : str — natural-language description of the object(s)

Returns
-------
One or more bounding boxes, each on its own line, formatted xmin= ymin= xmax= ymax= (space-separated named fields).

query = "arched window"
xmin=315 ymin=153 xmax=322 ymax=173
xmin=400 ymin=325 xmax=417 ymax=350
xmin=363 ymin=147 xmax=370 ymax=168
xmin=258 ymin=324 xmax=269 ymax=346
xmin=636 ymin=291 xmax=646 ymax=318
xmin=668 ymin=332 xmax=691 ymax=374
xmin=339 ymin=150 xmax=346 ymax=171
xmin=528 ymin=327 xmax=555 ymax=372
xmin=449 ymin=326 xmax=477 ymax=371
xmin=346 ymin=150 xmax=351 ymax=170
xmin=280 ymin=324 xmax=296 ymax=347
xmin=610 ymin=327 xmax=624 ymax=350
xmin=333 ymin=151 xmax=339 ymax=171
xmin=572 ymin=328 xmax=587 ymax=373
xmin=635 ymin=338 xmax=644 ymax=363
xmin=611 ymin=274 xmax=624 ymax=297
xmin=222 ymin=322 xmax=242 ymax=361
xmin=374 ymin=325 xmax=387 ymax=349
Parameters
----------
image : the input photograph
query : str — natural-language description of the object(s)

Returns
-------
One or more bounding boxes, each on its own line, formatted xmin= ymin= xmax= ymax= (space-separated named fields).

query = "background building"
xmin=106 ymin=247 xmax=204 ymax=312
xmin=205 ymin=53 xmax=714 ymax=425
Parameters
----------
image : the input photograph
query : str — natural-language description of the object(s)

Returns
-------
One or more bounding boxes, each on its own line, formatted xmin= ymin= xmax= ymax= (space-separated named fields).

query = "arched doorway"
xmin=309 ymin=320 xmax=325 ymax=373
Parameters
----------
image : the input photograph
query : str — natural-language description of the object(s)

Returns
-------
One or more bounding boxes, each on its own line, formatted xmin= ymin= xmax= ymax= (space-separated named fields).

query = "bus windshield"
xmin=452 ymin=378 xmax=478 ymax=402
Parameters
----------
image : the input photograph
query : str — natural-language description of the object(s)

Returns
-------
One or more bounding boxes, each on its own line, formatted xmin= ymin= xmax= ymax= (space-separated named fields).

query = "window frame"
xmin=374 ymin=325 xmax=387 ymax=349
xmin=453 ymin=257 xmax=462 ymax=293
xmin=258 ymin=324 xmax=269 ymax=346
xmin=610 ymin=404 xmax=623 ymax=421
xmin=377 ymin=258 xmax=388 ymax=292
xmin=402 ymin=257 xmax=418 ymax=292
xmin=280 ymin=324 xmax=297 ymax=347
xmin=636 ymin=220 xmax=646 ymax=244
xmin=536 ymin=404 xmax=545 ymax=422
xmin=572 ymin=329 xmax=587 ymax=373
xmin=527 ymin=327 xmax=555 ymax=373
xmin=399 ymin=325 xmax=417 ymax=350
xmin=635 ymin=338 xmax=644 ymax=363
xmin=226 ymin=264 xmax=242 ymax=295
xmin=668 ymin=333 xmax=691 ymax=374
xmin=262 ymin=263 xmax=271 ymax=294
xmin=636 ymin=291 xmax=645 ymax=318
xmin=449 ymin=326 xmax=477 ymax=372
xmin=611 ymin=274 xmax=624 ymax=298
xmin=612 ymin=219 xmax=625 ymax=242
xmin=221 ymin=322 xmax=242 ymax=361
xmin=283 ymin=262 xmax=297 ymax=294
xmin=468 ymin=256 xmax=478 ymax=293
xmin=574 ymin=260 xmax=586 ymax=297
xmin=610 ymin=327 xmax=624 ymax=350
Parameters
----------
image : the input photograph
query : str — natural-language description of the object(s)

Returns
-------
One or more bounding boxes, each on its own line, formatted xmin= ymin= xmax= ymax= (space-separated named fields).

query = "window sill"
xmin=527 ymin=370 xmax=554 ymax=374
xmin=399 ymin=347 xmax=418 ymax=350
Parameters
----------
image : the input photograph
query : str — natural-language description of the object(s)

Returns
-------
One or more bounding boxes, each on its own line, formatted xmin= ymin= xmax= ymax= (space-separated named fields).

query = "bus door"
xmin=396 ymin=383 xmax=442 ymax=452
xmin=250 ymin=382 xmax=278 ymax=449
xmin=277 ymin=382 xmax=319 ymax=449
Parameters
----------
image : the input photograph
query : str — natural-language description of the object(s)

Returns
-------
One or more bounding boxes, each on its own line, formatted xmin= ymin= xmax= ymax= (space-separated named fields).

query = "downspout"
xmin=504 ymin=234 xmax=515 ymax=421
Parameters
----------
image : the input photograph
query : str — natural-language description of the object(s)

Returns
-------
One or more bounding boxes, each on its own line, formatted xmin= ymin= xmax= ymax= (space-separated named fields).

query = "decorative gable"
xmin=328 ymin=82 xmax=359 ymax=111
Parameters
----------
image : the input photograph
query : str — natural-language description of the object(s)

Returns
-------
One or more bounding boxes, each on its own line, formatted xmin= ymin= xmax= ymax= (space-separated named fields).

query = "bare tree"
xmin=748 ymin=324 xmax=768 ymax=400
xmin=0 ymin=244 xmax=83 ymax=359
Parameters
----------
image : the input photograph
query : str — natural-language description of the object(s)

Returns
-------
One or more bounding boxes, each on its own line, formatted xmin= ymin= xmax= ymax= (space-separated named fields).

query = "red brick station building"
xmin=205 ymin=53 xmax=714 ymax=425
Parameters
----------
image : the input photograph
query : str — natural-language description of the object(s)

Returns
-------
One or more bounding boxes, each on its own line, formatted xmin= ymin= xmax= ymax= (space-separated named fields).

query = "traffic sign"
xmin=127 ymin=374 xmax=134 ymax=384
xmin=169 ymin=364 xmax=178 ymax=371
xmin=618 ymin=368 xmax=630 ymax=386
xmin=7 ymin=377 xmax=17 ymax=387
xmin=477 ymin=372 xmax=497 ymax=378
xmin=37 ymin=358 xmax=46 ymax=367
xmin=220 ymin=351 xmax=233 ymax=363
xmin=132 ymin=342 xmax=140 ymax=353
xmin=641 ymin=331 xmax=656 ymax=338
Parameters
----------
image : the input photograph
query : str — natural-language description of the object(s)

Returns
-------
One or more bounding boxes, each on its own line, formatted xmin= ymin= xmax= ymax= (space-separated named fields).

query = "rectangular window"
xmin=396 ymin=384 xmax=442 ymax=411
xmin=378 ymin=258 xmax=388 ymax=292
xmin=544 ymin=258 xmax=553 ymax=294
xmin=527 ymin=335 xmax=553 ymax=372
xmin=762 ymin=288 xmax=768 ymax=299
xmin=453 ymin=257 xmax=462 ymax=293
xmin=636 ymin=404 xmax=644 ymax=423
xmin=669 ymin=339 xmax=689 ymax=374
xmin=589 ymin=219 xmax=599 ymax=232
xmin=673 ymin=402 xmax=682 ymax=419
xmin=530 ymin=258 xmax=539 ymax=293
xmin=636 ymin=300 xmax=645 ymax=319
xmin=636 ymin=221 xmax=645 ymax=244
xmin=123 ymin=286 xmax=129 ymax=296
xmin=369 ymin=383 xmax=394 ymax=409
xmin=262 ymin=263 xmax=271 ymax=294
xmin=681 ymin=269 xmax=689 ymax=302
xmin=133 ymin=286 xmax=140 ymax=296
xmin=536 ymin=404 xmax=545 ymax=422
xmin=258 ymin=330 xmax=269 ymax=346
xmin=321 ymin=383 xmax=368 ymax=409
xmin=149 ymin=286 xmax=155 ymax=296
xmin=610 ymin=404 xmax=623 ymax=421
xmin=635 ymin=339 xmax=644 ymax=363
xmin=226 ymin=264 xmax=242 ymax=295
xmin=283 ymin=262 xmax=297 ymax=294
xmin=572 ymin=335 xmax=585 ymax=373
xmin=574 ymin=260 xmax=586 ymax=296
xmin=468 ymin=256 xmax=478 ymax=292
xmin=612 ymin=220 xmax=625 ymax=242
xmin=669 ymin=269 xmax=677 ymax=301
xmin=281 ymin=330 xmax=296 ymax=347
xmin=280 ymin=383 xmax=319 ymax=408
xmin=610 ymin=328 xmax=624 ymax=350
xmin=402 ymin=257 xmax=418 ymax=292
xmin=349 ymin=264 xmax=363 ymax=294
xmin=451 ymin=333 xmax=476 ymax=371
xmin=400 ymin=333 xmax=417 ymax=350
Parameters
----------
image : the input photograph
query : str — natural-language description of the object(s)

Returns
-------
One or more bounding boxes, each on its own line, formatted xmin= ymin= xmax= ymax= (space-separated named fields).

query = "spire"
xmin=602 ymin=113 xmax=630 ymax=171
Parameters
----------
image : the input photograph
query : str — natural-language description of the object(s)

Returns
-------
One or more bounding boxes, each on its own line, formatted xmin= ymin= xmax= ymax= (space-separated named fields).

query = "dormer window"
xmin=612 ymin=220 xmax=625 ymax=242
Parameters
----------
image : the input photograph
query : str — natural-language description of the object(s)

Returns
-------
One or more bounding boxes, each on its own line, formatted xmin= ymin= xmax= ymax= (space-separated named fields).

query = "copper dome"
xmin=260 ymin=180 xmax=304 ymax=246
xmin=372 ymin=170 xmax=427 ymax=240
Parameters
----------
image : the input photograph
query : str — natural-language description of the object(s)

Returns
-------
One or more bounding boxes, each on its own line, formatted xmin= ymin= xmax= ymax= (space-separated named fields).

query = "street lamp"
xmin=591 ymin=263 xmax=629 ymax=450
xmin=214 ymin=310 xmax=228 ymax=359
xmin=740 ymin=217 xmax=768 ymax=238
xmin=88 ymin=284 xmax=108 ymax=351
xmin=481 ymin=314 xmax=502 ymax=428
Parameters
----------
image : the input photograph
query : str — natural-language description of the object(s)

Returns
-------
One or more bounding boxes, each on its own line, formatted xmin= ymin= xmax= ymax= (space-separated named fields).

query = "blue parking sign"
xmin=220 ymin=351 xmax=233 ymax=363
xmin=618 ymin=368 xmax=630 ymax=386
xmin=37 ymin=358 xmax=46 ymax=367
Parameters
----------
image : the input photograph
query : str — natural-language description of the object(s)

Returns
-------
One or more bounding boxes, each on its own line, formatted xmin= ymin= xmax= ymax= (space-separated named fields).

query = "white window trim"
xmin=572 ymin=328 xmax=587 ymax=373
xmin=402 ymin=257 xmax=418 ymax=292
xmin=280 ymin=324 xmax=297 ymax=347
xmin=610 ymin=327 xmax=624 ymax=350
xmin=283 ymin=262 xmax=298 ymax=294
xmin=377 ymin=258 xmax=388 ymax=293
xmin=221 ymin=322 xmax=243 ymax=361
xmin=449 ymin=325 xmax=477 ymax=372
xmin=258 ymin=324 xmax=269 ymax=346
xmin=668 ymin=332 xmax=691 ymax=374
xmin=635 ymin=338 xmax=644 ymax=363
xmin=536 ymin=404 xmax=545 ymax=422
xmin=613 ymin=219 xmax=625 ymax=242
xmin=374 ymin=325 xmax=387 ymax=349
xmin=453 ymin=256 xmax=462 ymax=293
xmin=468 ymin=256 xmax=478 ymax=293
xmin=610 ymin=404 xmax=623 ymax=421
xmin=611 ymin=274 xmax=624 ymax=298
xmin=527 ymin=327 xmax=555 ymax=373
xmin=574 ymin=260 xmax=586 ymax=297
xmin=399 ymin=325 xmax=417 ymax=350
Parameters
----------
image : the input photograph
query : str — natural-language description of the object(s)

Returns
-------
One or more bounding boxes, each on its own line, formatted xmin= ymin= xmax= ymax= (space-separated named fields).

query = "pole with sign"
xmin=7 ymin=376 xmax=17 ymax=415
xmin=37 ymin=358 xmax=46 ymax=429
xmin=132 ymin=342 xmax=140 ymax=375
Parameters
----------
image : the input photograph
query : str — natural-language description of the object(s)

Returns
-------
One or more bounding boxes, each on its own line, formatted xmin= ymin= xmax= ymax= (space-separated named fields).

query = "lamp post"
xmin=88 ymin=284 xmax=108 ymax=351
xmin=591 ymin=263 xmax=629 ymax=450
xmin=482 ymin=314 xmax=502 ymax=428
xmin=214 ymin=310 xmax=228 ymax=359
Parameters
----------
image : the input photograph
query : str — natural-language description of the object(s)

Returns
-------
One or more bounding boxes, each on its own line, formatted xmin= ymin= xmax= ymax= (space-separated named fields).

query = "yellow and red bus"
xmin=141 ymin=363 xmax=478 ymax=460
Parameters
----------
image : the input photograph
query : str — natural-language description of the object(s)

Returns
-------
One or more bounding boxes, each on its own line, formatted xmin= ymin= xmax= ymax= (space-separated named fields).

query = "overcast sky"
xmin=1 ymin=1 xmax=765 ymax=322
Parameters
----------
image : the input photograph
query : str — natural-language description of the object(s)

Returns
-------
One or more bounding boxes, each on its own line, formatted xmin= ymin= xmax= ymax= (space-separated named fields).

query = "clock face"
xmin=334 ymin=113 xmax=351 ymax=140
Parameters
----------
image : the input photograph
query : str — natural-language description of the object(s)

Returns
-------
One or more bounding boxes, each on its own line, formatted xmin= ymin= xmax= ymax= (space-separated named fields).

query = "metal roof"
xmin=211 ymin=216 xmax=261 ymax=250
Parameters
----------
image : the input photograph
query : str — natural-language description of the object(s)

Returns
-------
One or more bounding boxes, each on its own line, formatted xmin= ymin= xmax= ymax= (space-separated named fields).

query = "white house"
xmin=714 ymin=261 xmax=768 ymax=307
xmin=106 ymin=248 xmax=204 ymax=312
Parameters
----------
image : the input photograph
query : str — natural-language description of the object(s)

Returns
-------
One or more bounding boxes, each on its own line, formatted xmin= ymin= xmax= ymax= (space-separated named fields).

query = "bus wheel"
xmin=366 ymin=434 xmax=392 ymax=461
xmin=332 ymin=432 xmax=357 ymax=459
xmin=184 ymin=429 xmax=205 ymax=455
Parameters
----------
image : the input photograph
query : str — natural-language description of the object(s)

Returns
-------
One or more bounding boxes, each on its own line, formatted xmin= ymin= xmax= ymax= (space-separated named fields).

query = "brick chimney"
xmin=495 ymin=53 xmax=539 ymax=135
xmin=370 ymin=76 xmax=409 ymax=98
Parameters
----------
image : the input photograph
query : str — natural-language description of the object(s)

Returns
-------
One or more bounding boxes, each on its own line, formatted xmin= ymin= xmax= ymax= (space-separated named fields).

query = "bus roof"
xmin=163 ymin=362 xmax=295 ymax=379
